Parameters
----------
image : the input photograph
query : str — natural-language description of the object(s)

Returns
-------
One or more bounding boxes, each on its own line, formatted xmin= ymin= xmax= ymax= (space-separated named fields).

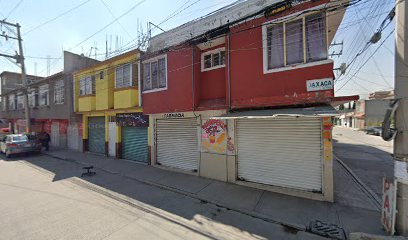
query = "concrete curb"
xmin=349 ymin=232 xmax=407 ymax=240
xmin=43 ymin=151 xmax=307 ymax=232
xmin=334 ymin=153 xmax=382 ymax=210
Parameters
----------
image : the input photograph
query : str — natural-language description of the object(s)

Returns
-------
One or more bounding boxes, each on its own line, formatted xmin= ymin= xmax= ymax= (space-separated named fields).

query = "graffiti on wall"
xmin=201 ymin=119 xmax=227 ymax=154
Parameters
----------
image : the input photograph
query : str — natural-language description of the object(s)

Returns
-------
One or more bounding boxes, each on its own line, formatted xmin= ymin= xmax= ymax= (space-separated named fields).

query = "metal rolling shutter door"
xmin=122 ymin=127 xmax=148 ymax=163
xmin=156 ymin=118 xmax=199 ymax=171
xmin=88 ymin=117 xmax=105 ymax=154
xmin=237 ymin=117 xmax=323 ymax=192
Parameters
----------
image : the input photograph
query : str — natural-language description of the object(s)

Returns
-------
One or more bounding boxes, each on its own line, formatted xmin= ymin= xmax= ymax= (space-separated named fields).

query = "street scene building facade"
xmin=2 ymin=0 xmax=408 ymax=238
xmin=74 ymin=49 xmax=149 ymax=163
xmin=0 ymin=51 xmax=98 ymax=150
xmin=142 ymin=0 xmax=348 ymax=201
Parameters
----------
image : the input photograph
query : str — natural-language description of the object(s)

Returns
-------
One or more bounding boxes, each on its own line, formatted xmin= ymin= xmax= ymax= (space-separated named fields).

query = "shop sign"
xmin=306 ymin=78 xmax=334 ymax=92
xmin=116 ymin=113 xmax=149 ymax=127
xmin=381 ymin=177 xmax=397 ymax=235
xmin=163 ymin=113 xmax=185 ymax=118
xmin=264 ymin=1 xmax=291 ymax=18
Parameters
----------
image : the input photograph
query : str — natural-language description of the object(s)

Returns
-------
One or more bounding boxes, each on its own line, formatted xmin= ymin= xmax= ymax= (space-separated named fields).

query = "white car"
xmin=0 ymin=134 xmax=42 ymax=158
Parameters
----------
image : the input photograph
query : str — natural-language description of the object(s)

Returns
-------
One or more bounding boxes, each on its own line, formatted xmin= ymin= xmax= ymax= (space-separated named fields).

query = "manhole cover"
xmin=309 ymin=220 xmax=346 ymax=240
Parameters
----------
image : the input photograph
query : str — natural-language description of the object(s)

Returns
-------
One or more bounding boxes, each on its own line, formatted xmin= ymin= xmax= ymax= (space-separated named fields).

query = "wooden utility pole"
xmin=0 ymin=20 xmax=31 ymax=133
xmin=394 ymin=0 xmax=408 ymax=235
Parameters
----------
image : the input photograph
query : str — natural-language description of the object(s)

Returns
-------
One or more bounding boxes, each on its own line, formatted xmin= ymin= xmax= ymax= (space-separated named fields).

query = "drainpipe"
xmin=227 ymin=32 xmax=231 ymax=112
xmin=192 ymin=46 xmax=196 ymax=112
xmin=138 ymin=57 xmax=142 ymax=107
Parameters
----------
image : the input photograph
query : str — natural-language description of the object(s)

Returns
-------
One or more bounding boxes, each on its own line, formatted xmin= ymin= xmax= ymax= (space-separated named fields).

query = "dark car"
xmin=366 ymin=126 xmax=382 ymax=136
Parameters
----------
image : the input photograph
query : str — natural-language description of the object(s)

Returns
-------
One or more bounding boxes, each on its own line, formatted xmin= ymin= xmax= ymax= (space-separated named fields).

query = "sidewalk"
xmin=42 ymin=148 xmax=386 ymax=237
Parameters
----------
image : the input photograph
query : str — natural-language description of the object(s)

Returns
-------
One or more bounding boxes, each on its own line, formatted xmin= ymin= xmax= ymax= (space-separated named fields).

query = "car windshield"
xmin=12 ymin=135 xmax=28 ymax=142
xmin=26 ymin=135 xmax=37 ymax=140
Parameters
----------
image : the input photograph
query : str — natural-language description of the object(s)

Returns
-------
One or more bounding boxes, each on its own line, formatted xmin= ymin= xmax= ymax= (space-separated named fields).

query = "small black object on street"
xmin=81 ymin=166 xmax=96 ymax=177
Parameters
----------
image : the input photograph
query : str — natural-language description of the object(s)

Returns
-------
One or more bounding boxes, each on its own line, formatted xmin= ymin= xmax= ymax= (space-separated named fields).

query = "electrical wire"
xmin=5 ymin=0 xmax=24 ymax=20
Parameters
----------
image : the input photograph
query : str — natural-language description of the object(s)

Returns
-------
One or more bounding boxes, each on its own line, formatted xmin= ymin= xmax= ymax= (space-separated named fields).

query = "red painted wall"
xmin=142 ymin=47 xmax=194 ymax=114
xmin=228 ymin=0 xmax=334 ymax=109
xmin=200 ymin=67 xmax=226 ymax=100
xmin=143 ymin=0 xmax=335 ymax=114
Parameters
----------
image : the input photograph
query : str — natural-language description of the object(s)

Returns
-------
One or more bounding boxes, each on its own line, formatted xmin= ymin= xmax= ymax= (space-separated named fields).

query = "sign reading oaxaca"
xmin=116 ymin=113 xmax=149 ymax=127
xmin=306 ymin=78 xmax=334 ymax=92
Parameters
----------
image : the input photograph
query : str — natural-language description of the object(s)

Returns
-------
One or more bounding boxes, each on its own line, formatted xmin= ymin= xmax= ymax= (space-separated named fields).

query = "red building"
xmin=142 ymin=0 xmax=349 ymax=202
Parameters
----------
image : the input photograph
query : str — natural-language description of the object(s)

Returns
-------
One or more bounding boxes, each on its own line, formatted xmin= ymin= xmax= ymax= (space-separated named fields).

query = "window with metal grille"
xmin=201 ymin=47 xmax=226 ymax=72
xmin=264 ymin=12 xmax=327 ymax=72
xmin=115 ymin=64 xmax=133 ymax=88
xmin=54 ymin=80 xmax=64 ymax=104
xmin=39 ymin=84 xmax=49 ymax=106
xmin=17 ymin=93 xmax=24 ymax=109
xmin=143 ymin=55 xmax=167 ymax=92
xmin=79 ymin=76 xmax=95 ymax=95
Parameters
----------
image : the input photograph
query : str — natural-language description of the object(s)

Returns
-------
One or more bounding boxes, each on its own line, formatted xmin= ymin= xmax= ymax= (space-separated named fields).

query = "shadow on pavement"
xmin=10 ymin=153 xmax=326 ymax=240
xmin=333 ymin=141 xmax=394 ymax=199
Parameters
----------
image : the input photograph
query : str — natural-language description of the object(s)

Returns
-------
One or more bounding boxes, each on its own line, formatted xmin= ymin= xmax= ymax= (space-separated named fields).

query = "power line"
xmin=24 ymin=0 xmax=92 ymax=35
xmin=336 ymin=29 xmax=394 ymax=93
xmin=5 ymin=0 xmax=24 ymax=20
xmin=99 ymin=0 xmax=133 ymax=39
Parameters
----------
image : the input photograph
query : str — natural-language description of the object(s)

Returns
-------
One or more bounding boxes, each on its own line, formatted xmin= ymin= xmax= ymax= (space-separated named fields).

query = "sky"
xmin=0 ymin=0 xmax=396 ymax=99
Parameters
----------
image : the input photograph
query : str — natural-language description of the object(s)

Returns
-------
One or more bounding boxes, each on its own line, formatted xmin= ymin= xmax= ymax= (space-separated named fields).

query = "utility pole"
xmin=0 ymin=20 xmax=31 ymax=133
xmin=394 ymin=0 xmax=408 ymax=235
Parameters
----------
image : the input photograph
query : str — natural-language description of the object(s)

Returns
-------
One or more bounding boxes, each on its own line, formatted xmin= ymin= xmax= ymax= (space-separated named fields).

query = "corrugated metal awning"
xmin=212 ymin=105 xmax=338 ymax=119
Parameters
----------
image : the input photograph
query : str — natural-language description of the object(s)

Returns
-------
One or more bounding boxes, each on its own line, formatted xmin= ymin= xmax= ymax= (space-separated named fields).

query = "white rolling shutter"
xmin=237 ymin=117 xmax=322 ymax=192
xmin=156 ymin=118 xmax=199 ymax=172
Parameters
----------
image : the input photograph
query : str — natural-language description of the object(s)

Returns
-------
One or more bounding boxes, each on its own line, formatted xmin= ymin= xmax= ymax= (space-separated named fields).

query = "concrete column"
xmin=395 ymin=0 xmax=408 ymax=160
xmin=394 ymin=0 xmax=408 ymax=235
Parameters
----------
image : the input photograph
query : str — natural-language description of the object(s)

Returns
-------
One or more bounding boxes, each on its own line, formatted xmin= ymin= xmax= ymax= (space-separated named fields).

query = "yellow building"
xmin=74 ymin=49 xmax=149 ymax=163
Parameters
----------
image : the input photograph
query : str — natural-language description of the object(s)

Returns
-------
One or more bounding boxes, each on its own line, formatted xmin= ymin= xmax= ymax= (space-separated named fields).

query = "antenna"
xmin=46 ymin=55 xmax=50 ymax=76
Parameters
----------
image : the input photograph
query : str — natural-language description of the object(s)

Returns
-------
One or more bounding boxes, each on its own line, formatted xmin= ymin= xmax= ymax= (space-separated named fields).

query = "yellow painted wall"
xmin=74 ymin=50 xmax=140 ymax=113
xmin=114 ymin=88 xmax=138 ymax=109
xmin=82 ymin=115 xmax=88 ymax=139
xmin=78 ymin=96 xmax=96 ymax=112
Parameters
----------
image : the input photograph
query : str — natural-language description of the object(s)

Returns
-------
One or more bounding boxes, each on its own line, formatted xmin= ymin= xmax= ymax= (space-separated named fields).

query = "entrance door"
xmin=156 ymin=118 xmax=199 ymax=172
xmin=88 ymin=117 xmax=105 ymax=154
xmin=122 ymin=127 xmax=148 ymax=163
xmin=237 ymin=117 xmax=323 ymax=192
xmin=51 ymin=122 xmax=60 ymax=147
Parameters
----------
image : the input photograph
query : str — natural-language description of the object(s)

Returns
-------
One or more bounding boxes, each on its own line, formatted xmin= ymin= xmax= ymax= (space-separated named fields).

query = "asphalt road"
xmin=333 ymin=127 xmax=394 ymax=199
xmin=0 ymin=154 xmax=326 ymax=240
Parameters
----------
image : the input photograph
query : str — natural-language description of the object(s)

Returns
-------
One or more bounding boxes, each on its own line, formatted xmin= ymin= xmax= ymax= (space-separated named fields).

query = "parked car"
xmin=366 ymin=126 xmax=382 ymax=136
xmin=0 ymin=134 xmax=42 ymax=158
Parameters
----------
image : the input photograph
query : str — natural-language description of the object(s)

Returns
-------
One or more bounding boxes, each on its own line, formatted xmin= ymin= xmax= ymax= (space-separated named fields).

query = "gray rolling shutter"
xmin=88 ymin=117 xmax=105 ymax=154
xmin=237 ymin=117 xmax=323 ymax=192
xmin=156 ymin=118 xmax=199 ymax=172
xmin=122 ymin=127 xmax=148 ymax=163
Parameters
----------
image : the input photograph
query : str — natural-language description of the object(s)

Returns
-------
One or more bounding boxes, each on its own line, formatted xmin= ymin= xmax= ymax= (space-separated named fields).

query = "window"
xmin=264 ymin=12 xmax=327 ymax=72
xmin=28 ymin=89 xmax=37 ymax=108
xmin=2 ymin=97 xmax=7 ymax=111
xmin=8 ymin=94 xmax=16 ymax=110
xmin=306 ymin=12 xmax=327 ymax=62
xmin=39 ymin=84 xmax=49 ymax=106
xmin=115 ymin=64 xmax=133 ymax=88
xmin=143 ymin=55 xmax=167 ymax=92
xmin=286 ymin=19 xmax=304 ymax=65
xmin=267 ymin=23 xmax=284 ymax=68
xmin=201 ymin=48 xmax=226 ymax=71
xmin=79 ymin=76 xmax=95 ymax=96
xmin=17 ymin=93 xmax=24 ymax=109
xmin=54 ymin=80 xmax=64 ymax=104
